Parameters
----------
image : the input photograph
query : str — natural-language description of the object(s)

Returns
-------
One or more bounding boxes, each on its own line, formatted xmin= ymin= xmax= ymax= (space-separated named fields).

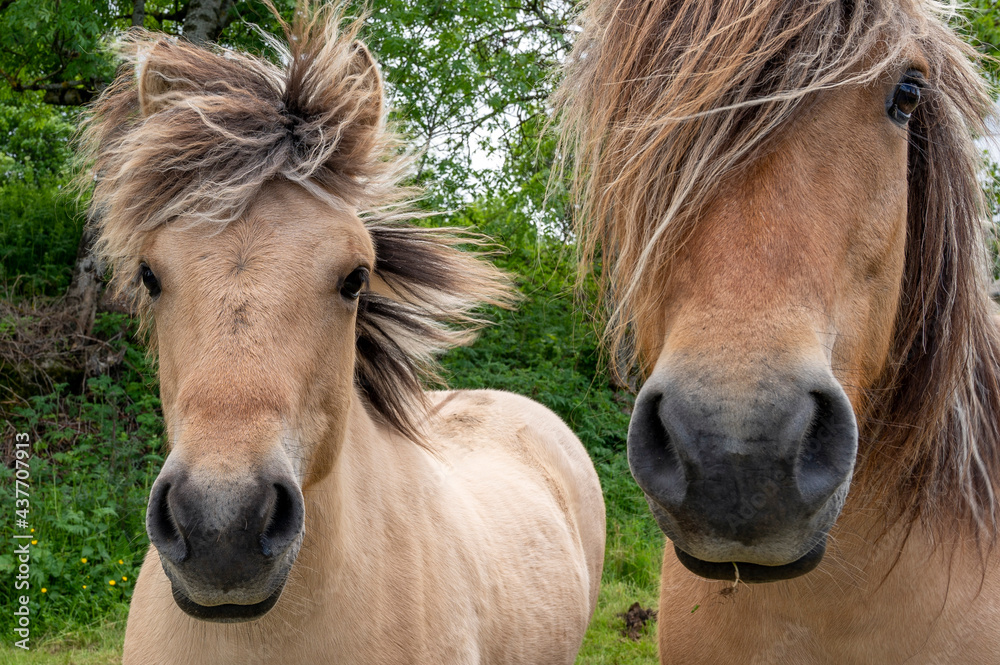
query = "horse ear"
xmin=135 ymin=41 xmax=200 ymax=117
xmin=338 ymin=41 xmax=384 ymax=159
xmin=137 ymin=43 xmax=175 ymax=116
xmin=350 ymin=41 xmax=383 ymax=120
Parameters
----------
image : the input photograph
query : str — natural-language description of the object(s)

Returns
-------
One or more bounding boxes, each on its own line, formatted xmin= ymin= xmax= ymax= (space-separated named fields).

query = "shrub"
xmin=0 ymin=181 xmax=84 ymax=299
xmin=0 ymin=313 xmax=163 ymax=638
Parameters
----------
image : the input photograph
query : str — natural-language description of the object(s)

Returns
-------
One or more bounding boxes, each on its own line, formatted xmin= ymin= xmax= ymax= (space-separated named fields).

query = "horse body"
xmin=556 ymin=0 xmax=1000 ymax=661
xmin=80 ymin=5 xmax=603 ymax=662
xmin=125 ymin=384 xmax=603 ymax=665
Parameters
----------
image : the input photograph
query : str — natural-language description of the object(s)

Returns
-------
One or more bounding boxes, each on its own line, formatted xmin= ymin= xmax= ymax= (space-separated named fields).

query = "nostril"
xmin=796 ymin=389 xmax=858 ymax=506
xmin=627 ymin=392 xmax=688 ymax=508
xmin=259 ymin=481 xmax=304 ymax=558
xmin=146 ymin=482 xmax=188 ymax=563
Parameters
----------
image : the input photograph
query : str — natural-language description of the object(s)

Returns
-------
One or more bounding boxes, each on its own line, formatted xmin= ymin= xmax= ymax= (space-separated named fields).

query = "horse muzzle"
xmin=628 ymin=365 xmax=858 ymax=582
xmin=145 ymin=458 xmax=305 ymax=622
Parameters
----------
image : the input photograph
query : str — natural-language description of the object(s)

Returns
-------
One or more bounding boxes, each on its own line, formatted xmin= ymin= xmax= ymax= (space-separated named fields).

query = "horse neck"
xmin=297 ymin=391 xmax=425 ymax=569
xmin=829 ymin=491 xmax=987 ymax=594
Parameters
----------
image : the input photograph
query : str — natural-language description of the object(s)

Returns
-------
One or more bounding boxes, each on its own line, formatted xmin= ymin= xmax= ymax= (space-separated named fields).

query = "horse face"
xmin=628 ymin=62 xmax=926 ymax=582
xmin=141 ymin=181 xmax=374 ymax=621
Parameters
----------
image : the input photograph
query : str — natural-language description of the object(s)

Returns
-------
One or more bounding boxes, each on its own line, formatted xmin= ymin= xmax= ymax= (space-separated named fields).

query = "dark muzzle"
xmin=146 ymin=465 xmax=305 ymax=621
xmin=628 ymin=368 xmax=858 ymax=582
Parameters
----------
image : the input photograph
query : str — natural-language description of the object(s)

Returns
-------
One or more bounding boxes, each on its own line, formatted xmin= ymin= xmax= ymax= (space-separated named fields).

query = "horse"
xmin=555 ymin=0 xmax=1000 ymax=661
xmin=78 ymin=4 xmax=605 ymax=663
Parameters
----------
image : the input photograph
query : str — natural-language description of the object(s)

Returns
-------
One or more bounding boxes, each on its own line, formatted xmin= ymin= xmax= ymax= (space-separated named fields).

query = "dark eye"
xmin=887 ymin=71 xmax=923 ymax=125
xmin=340 ymin=267 xmax=369 ymax=300
xmin=139 ymin=263 xmax=161 ymax=298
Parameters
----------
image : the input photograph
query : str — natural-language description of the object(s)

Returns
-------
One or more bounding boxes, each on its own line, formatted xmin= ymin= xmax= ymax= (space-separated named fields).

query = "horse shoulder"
xmin=427 ymin=389 xmax=600 ymax=507
xmin=428 ymin=389 xmax=605 ymax=613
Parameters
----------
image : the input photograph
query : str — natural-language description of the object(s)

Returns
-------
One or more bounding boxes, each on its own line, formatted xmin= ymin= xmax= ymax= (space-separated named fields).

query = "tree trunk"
xmin=132 ymin=0 xmax=146 ymax=27
xmin=63 ymin=226 xmax=102 ymax=337
xmin=182 ymin=0 xmax=234 ymax=45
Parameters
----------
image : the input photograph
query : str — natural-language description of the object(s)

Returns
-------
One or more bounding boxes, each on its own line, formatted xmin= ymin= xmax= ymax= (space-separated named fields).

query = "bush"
xmin=0 ymin=313 xmax=163 ymax=638
xmin=0 ymin=181 xmax=85 ymax=298
xmin=0 ymin=95 xmax=76 ymax=185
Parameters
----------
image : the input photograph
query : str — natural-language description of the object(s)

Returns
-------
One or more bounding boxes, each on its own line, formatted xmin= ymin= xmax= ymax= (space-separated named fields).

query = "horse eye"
xmin=139 ymin=263 xmax=161 ymax=298
xmin=340 ymin=267 xmax=369 ymax=300
xmin=887 ymin=71 xmax=923 ymax=125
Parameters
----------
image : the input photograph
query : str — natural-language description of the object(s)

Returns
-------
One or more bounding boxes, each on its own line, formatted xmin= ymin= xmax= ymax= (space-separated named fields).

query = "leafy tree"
xmin=0 ymin=0 xmax=236 ymax=105
xmin=967 ymin=0 xmax=1000 ymax=79
xmin=0 ymin=0 xmax=578 ymax=334
xmin=0 ymin=93 xmax=75 ymax=183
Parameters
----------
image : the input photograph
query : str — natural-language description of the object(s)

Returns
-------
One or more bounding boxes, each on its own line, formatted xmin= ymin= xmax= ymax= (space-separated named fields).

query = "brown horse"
xmin=78 ymin=4 xmax=605 ymax=663
xmin=556 ymin=0 xmax=1000 ymax=661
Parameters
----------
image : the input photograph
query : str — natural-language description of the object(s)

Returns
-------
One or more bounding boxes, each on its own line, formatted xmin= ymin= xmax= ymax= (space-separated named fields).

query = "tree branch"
xmin=2 ymin=74 xmax=97 ymax=105
xmin=115 ymin=8 xmax=186 ymax=23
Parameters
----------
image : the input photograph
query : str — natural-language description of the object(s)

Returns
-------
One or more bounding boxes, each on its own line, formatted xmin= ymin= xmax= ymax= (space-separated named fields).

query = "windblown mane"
xmin=78 ymin=2 xmax=512 ymax=441
xmin=555 ymin=0 xmax=1000 ymax=540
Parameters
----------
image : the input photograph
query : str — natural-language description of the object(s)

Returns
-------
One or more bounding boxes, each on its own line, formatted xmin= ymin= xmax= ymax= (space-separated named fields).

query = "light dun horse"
xmin=557 ymin=0 xmax=1000 ymax=661
xmin=80 ymin=5 xmax=604 ymax=663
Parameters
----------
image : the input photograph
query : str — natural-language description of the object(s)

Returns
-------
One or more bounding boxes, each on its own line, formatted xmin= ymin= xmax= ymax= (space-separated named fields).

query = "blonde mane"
xmin=78 ymin=2 xmax=513 ymax=440
xmin=555 ymin=0 xmax=1000 ymax=541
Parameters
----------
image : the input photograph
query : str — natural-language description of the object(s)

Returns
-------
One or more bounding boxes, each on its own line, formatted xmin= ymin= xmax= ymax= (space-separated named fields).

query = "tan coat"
xmin=124 ymin=390 xmax=605 ymax=664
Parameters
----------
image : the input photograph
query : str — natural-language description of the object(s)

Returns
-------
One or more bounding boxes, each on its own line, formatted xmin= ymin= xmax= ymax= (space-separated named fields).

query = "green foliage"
xmin=966 ymin=0 xmax=1000 ymax=82
xmin=0 ymin=0 xmax=119 ymax=100
xmin=0 ymin=94 xmax=76 ymax=183
xmin=365 ymin=0 xmax=571 ymax=207
xmin=222 ymin=0 xmax=572 ymax=208
xmin=986 ymin=159 xmax=1000 ymax=280
xmin=0 ymin=181 xmax=84 ymax=298
xmin=0 ymin=313 xmax=163 ymax=639
xmin=0 ymin=91 xmax=83 ymax=298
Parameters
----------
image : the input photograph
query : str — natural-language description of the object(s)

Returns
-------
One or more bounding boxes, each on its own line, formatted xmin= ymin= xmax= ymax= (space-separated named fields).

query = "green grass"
xmin=0 ymin=620 xmax=124 ymax=664
xmin=577 ymin=581 xmax=660 ymax=664
xmin=1 ymin=315 xmax=162 ymax=642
